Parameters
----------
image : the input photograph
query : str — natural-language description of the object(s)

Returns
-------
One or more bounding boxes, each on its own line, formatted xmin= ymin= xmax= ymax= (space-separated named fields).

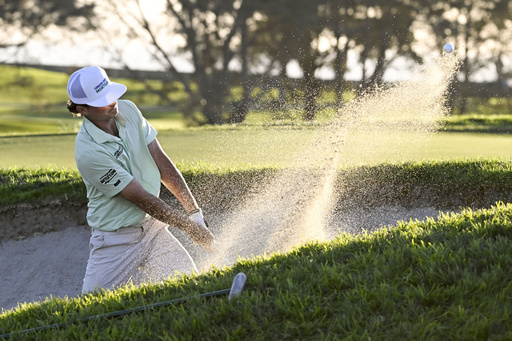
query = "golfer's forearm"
xmin=119 ymin=177 xmax=198 ymax=232
xmin=137 ymin=196 xmax=195 ymax=233
xmin=161 ymin=172 xmax=199 ymax=213
xmin=148 ymin=138 xmax=199 ymax=213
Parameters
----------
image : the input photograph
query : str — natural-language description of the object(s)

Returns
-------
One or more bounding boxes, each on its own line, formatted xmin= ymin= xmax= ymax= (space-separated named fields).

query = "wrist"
xmin=188 ymin=208 xmax=208 ymax=228
xmin=188 ymin=208 xmax=201 ymax=216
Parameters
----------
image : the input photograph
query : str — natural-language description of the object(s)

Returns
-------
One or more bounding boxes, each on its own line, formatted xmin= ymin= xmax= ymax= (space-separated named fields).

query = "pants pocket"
xmin=89 ymin=234 xmax=105 ymax=252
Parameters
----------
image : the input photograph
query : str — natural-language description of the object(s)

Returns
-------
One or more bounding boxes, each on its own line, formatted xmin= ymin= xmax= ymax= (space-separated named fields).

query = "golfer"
xmin=66 ymin=66 xmax=215 ymax=293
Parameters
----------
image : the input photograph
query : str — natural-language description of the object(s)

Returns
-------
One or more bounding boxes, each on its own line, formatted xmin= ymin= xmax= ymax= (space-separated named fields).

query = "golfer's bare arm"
xmin=117 ymin=138 xmax=199 ymax=229
xmin=118 ymin=178 xmax=195 ymax=233
xmin=147 ymin=138 xmax=199 ymax=213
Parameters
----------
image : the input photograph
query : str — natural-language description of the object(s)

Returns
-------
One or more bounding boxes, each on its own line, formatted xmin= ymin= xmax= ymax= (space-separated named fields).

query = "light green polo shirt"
xmin=75 ymin=100 xmax=160 ymax=231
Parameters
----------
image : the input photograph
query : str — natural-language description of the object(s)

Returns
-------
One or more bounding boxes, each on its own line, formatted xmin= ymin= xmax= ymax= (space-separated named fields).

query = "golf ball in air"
xmin=443 ymin=43 xmax=454 ymax=53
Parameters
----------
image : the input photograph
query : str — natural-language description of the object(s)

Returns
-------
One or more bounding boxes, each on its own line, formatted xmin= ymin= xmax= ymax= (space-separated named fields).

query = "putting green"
xmin=0 ymin=130 xmax=511 ymax=170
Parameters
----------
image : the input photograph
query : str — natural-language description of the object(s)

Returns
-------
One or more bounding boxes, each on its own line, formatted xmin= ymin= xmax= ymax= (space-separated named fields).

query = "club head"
xmin=228 ymin=272 xmax=247 ymax=300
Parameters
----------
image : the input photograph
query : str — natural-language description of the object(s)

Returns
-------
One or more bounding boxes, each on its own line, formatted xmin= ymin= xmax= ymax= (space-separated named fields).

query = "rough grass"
xmin=336 ymin=158 xmax=512 ymax=209
xmin=0 ymin=167 xmax=85 ymax=205
xmin=2 ymin=159 xmax=512 ymax=211
xmin=1 ymin=202 xmax=512 ymax=339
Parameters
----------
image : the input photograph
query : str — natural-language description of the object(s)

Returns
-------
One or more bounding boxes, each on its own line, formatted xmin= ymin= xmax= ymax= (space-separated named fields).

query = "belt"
xmin=93 ymin=217 xmax=152 ymax=234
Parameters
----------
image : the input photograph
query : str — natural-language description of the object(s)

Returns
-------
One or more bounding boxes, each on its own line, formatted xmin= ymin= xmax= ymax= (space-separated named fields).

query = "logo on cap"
xmin=94 ymin=78 xmax=109 ymax=94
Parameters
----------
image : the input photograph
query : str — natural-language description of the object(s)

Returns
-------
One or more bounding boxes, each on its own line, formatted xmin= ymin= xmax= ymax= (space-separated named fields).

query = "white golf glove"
xmin=188 ymin=208 xmax=208 ymax=228
xmin=188 ymin=208 xmax=215 ymax=252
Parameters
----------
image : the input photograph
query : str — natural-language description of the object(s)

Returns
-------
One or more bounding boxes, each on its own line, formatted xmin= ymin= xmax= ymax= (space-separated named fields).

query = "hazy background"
xmin=0 ymin=0 xmax=511 ymax=126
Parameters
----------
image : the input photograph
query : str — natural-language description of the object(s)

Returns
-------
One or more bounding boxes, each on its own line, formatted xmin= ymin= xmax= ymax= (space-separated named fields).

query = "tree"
xmin=99 ymin=0 xmax=261 ymax=125
xmin=0 ymin=0 xmax=94 ymax=50
xmin=249 ymin=1 xmax=298 ymax=114
xmin=425 ymin=0 xmax=501 ymax=114
xmin=485 ymin=0 xmax=512 ymax=111
xmin=253 ymin=0 xmax=328 ymax=120
xmin=320 ymin=0 xmax=366 ymax=109
xmin=349 ymin=0 xmax=421 ymax=91
xmin=255 ymin=0 xmax=422 ymax=118
xmin=93 ymin=0 xmax=507 ymax=123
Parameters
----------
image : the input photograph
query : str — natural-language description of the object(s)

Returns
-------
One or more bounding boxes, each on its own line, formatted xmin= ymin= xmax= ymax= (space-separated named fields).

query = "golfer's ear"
xmin=77 ymin=105 xmax=88 ymax=116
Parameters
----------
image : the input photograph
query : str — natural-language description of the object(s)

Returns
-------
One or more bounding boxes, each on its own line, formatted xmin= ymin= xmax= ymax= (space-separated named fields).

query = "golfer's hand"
xmin=188 ymin=222 xmax=215 ymax=252
xmin=187 ymin=209 xmax=214 ymax=252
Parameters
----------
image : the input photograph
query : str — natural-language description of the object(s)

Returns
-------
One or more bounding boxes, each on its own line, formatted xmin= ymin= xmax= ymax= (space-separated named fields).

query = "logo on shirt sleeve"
xmin=100 ymin=169 xmax=117 ymax=185
xmin=114 ymin=145 xmax=124 ymax=159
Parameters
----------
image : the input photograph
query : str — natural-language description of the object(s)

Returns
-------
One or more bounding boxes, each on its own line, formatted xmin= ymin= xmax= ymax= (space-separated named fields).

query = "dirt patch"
xmin=0 ymin=182 xmax=508 ymax=243
xmin=0 ymin=202 xmax=87 ymax=243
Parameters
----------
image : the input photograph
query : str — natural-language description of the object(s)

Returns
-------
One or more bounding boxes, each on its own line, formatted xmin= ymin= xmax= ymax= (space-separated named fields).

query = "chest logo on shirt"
xmin=114 ymin=145 xmax=124 ymax=159
xmin=100 ymin=169 xmax=117 ymax=184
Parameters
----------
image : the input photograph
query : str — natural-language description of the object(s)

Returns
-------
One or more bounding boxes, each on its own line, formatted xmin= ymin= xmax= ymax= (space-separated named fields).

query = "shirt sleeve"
xmin=123 ymin=100 xmax=157 ymax=145
xmin=142 ymin=115 xmax=157 ymax=145
xmin=76 ymin=147 xmax=134 ymax=198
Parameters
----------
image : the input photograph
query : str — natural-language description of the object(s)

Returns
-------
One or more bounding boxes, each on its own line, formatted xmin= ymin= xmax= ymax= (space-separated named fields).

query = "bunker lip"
xmin=1 ymin=177 xmax=510 ymax=244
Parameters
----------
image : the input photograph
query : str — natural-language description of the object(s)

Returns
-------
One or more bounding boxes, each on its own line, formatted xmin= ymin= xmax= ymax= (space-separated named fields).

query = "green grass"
xmin=441 ymin=113 xmax=512 ymax=133
xmin=2 ymin=126 xmax=512 ymax=170
xmin=0 ymin=65 xmax=188 ymax=136
xmin=2 ymin=65 xmax=512 ymax=338
xmin=3 ymin=159 xmax=512 ymax=210
xmin=2 ymin=202 xmax=512 ymax=339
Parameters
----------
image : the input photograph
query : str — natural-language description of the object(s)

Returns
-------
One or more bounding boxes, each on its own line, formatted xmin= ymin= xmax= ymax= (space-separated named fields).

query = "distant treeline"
xmin=7 ymin=63 xmax=511 ymax=101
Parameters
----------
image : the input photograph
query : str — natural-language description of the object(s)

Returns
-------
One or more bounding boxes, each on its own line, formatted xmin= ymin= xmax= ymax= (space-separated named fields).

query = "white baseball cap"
xmin=67 ymin=66 xmax=127 ymax=107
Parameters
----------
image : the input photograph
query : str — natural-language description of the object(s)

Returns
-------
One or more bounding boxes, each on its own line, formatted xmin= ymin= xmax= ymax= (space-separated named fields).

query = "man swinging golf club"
xmin=66 ymin=66 xmax=215 ymax=293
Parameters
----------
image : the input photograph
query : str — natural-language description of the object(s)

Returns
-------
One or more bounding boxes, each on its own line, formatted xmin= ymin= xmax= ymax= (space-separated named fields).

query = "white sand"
xmin=0 ymin=226 xmax=91 ymax=313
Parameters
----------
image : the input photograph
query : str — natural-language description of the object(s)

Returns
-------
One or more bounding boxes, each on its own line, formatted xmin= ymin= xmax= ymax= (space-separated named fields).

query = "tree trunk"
xmin=278 ymin=65 xmax=288 ymax=111
xmin=303 ymin=68 xmax=319 ymax=121
xmin=230 ymin=21 xmax=250 ymax=123
xmin=333 ymin=34 xmax=348 ymax=110
xmin=202 ymin=98 xmax=225 ymax=125
xmin=201 ymin=73 xmax=228 ymax=125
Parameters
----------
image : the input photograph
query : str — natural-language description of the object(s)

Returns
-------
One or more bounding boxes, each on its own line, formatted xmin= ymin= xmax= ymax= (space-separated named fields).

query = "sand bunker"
xmin=0 ymin=206 xmax=450 ymax=312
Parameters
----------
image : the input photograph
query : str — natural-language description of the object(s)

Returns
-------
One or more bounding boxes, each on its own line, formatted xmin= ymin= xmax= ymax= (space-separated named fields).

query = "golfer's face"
xmin=84 ymin=101 xmax=118 ymax=119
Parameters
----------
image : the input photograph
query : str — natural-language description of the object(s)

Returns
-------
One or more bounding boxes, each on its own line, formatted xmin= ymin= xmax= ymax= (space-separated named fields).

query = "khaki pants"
xmin=82 ymin=218 xmax=197 ymax=293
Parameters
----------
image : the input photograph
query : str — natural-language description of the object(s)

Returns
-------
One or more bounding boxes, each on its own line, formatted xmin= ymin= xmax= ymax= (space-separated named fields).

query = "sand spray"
xmin=203 ymin=54 xmax=461 ymax=269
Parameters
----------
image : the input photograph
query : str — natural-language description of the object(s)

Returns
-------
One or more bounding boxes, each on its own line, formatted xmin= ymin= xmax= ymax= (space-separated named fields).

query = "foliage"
xmin=0 ymin=167 xmax=85 ymax=205
xmin=2 ymin=202 xmax=512 ymax=339
xmin=89 ymin=0 xmax=512 ymax=124
xmin=0 ymin=0 xmax=94 ymax=48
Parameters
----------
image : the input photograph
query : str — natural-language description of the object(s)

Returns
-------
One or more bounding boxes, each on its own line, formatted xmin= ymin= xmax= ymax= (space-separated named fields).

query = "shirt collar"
xmin=82 ymin=113 xmax=127 ymax=144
